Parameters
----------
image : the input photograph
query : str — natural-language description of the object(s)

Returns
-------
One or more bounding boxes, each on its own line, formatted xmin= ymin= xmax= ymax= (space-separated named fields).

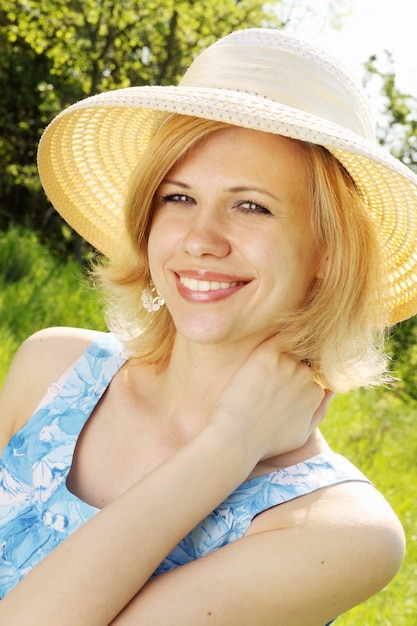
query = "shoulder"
xmin=126 ymin=479 xmax=404 ymax=625
xmin=0 ymin=327 xmax=104 ymax=450
xmin=9 ymin=326 xmax=103 ymax=380
xmin=249 ymin=478 xmax=405 ymax=604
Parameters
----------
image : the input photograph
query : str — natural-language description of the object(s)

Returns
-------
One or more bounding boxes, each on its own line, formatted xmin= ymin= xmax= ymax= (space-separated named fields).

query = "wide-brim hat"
xmin=37 ymin=28 xmax=417 ymax=324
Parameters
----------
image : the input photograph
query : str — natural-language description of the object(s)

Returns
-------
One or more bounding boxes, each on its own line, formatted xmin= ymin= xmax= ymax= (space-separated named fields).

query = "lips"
xmin=175 ymin=271 xmax=249 ymax=302
xmin=179 ymin=276 xmax=245 ymax=292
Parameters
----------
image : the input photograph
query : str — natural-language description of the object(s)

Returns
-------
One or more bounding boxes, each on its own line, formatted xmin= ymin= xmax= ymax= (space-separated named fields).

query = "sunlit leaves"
xmin=365 ymin=52 xmax=417 ymax=173
xmin=1 ymin=0 xmax=281 ymax=235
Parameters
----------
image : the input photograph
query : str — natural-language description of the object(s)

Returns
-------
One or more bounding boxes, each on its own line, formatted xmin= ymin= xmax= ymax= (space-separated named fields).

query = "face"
xmin=148 ymin=127 xmax=324 ymax=348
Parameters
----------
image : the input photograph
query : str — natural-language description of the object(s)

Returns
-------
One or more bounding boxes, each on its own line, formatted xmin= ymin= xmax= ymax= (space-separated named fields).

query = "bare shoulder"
xmin=12 ymin=326 xmax=101 ymax=364
xmin=249 ymin=478 xmax=405 ymax=599
xmin=0 ymin=327 xmax=103 ymax=450
xmin=113 ymin=479 xmax=405 ymax=625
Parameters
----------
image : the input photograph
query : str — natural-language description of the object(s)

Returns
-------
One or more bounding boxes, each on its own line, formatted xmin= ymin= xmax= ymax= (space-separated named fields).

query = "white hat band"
xmin=180 ymin=42 xmax=374 ymax=139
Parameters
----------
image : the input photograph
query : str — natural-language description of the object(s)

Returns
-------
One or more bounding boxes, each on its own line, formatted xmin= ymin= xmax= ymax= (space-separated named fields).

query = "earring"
xmin=142 ymin=281 xmax=165 ymax=312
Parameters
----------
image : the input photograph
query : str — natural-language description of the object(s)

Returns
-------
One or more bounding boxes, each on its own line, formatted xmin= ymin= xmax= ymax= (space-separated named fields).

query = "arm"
xmin=0 ymin=326 xmax=101 ymax=452
xmin=111 ymin=482 xmax=405 ymax=626
xmin=0 ymin=439 xmax=404 ymax=626
xmin=0 ymin=335 xmax=404 ymax=624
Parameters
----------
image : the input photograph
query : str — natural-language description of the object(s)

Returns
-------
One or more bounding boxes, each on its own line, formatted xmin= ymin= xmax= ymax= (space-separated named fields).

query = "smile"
xmin=179 ymin=276 xmax=245 ymax=292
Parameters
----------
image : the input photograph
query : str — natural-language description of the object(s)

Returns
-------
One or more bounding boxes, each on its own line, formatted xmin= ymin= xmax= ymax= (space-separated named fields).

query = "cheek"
xmin=147 ymin=222 xmax=164 ymax=273
xmin=147 ymin=218 xmax=180 ymax=273
xmin=149 ymin=210 xmax=183 ymax=243
xmin=266 ymin=237 xmax=319 ymax=291
xmin=288 ymin=222 xmax=321 ymax=279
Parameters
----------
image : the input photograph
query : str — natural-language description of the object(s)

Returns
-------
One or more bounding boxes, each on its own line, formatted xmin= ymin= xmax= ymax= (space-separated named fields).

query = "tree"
xmin=0 ymin=16 xmax=59 ymax=232
xmin=364 ymin=54 xmax=417 ymax=401
xmin=365 ymin=52 xmax=417 ymax=173
xmin=1 ymin=0 xmax=348 ymax=253
xmin=0 ymin=0 xmax=284 ymax=252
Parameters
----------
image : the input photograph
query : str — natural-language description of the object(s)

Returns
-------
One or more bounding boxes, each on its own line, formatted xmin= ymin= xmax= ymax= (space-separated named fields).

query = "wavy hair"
xmin=94 ymin=114 xmax=390 ymax=392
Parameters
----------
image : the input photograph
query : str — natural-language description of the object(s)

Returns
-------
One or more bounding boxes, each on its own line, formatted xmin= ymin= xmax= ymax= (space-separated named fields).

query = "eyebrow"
xmin=228 ymin=185 xmax=281 ymax=202
xmin=161 ymin=179 xmax=281 ymax=202
xmin=161 ymin=179 xmax=190 ymax=188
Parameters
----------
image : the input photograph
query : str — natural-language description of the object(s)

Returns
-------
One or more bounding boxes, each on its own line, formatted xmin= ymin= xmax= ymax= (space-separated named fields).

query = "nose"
xmin=183 ymin=209 xmax=232 ymax=258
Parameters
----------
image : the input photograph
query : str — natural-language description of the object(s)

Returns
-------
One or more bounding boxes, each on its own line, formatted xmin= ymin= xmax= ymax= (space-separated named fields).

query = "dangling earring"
xmin=142 ymin=280 xmax=165 ymax=312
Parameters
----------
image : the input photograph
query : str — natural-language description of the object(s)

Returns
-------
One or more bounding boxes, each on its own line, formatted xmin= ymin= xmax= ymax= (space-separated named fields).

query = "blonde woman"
xmin=0 ymin=29 xmax=416 ymax=625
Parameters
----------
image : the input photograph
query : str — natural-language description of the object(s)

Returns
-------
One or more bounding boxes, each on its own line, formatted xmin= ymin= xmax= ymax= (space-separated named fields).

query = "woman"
xmin=0 ymin=28 xmax=415 ymax=625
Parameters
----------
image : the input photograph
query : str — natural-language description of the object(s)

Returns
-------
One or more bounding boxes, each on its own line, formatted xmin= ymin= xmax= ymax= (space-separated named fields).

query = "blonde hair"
xmin=95 ymin=114 xmax=389 ymax=392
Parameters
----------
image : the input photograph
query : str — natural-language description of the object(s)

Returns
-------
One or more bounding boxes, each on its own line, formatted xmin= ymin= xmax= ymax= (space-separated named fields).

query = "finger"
xmin=311 ymin=389 xmax=335 ymax=430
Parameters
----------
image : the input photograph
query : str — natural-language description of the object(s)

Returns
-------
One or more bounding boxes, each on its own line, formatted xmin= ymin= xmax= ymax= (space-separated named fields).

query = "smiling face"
xmin=147 ymin=127 xmax=324 ymax=348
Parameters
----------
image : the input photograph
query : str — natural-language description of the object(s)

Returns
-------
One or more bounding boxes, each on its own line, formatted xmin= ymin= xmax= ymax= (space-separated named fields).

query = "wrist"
xmin=206 ymin=408 xmax=259 ymax=479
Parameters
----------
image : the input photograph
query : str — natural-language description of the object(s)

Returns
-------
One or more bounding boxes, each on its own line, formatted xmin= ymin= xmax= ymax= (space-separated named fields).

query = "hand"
xmin=212 ymin=335 xmax=331 ymax=463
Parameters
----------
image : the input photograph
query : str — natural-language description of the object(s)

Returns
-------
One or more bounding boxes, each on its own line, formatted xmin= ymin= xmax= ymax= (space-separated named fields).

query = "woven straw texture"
xmin=37 ymin=29 xmax=417 ymax=323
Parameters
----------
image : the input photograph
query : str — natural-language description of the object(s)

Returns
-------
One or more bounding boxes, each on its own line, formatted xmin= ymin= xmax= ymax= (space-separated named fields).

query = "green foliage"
xmin=0 ymin=227 xmax=416 ymax=624
xmin=364 ymin=52 xmax=417 ymax=173
xmin=0 ymin=27 xmax=54 ymax=229
xmin=1 ymin=7 xmax=416 ymax=621
xmin=0 ymin=0 xmax=283 ymax=246
xmin=0 ymin=227 xmax=105 ymax=384
xmin=4 ymin=0 xmax=278 ymax=96
xmin=387 ymin=318 xmax=417 ymax=401
xmin=0 ymin=0 xmax=346 ymax=252
xmin=322 ymin=389 xmax=417 ymax=625
xmin=362 ymin=56 xmax=417 ymax=401
xmin=0 ymin=227 xmax=44 ymax=283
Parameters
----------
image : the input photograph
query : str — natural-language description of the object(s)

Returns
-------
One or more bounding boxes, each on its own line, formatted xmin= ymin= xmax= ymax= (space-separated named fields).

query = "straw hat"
xmin=37 ymin=28 xmax=417 ymax=323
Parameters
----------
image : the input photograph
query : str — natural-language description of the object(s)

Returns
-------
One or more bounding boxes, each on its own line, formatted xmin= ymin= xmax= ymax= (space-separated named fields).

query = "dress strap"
xmin=154 ymin=452 xmax=371 ymax=575
xmin=58 ymin=332 xmax=128 ymax=407
xmin=6 ymin=333 xmax=128 ymax=471
xmin=37 ymin=332 xmax=127 ymax=411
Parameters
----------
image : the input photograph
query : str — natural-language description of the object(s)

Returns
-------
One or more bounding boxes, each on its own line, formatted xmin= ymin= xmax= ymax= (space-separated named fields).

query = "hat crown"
xmin=180 ymin=29 xmax=374 ymax=140
xmin=37 ymin=28 xmax=417 ymax=323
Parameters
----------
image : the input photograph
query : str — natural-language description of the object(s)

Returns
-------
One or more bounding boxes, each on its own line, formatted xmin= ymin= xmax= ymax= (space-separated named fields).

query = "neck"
xmin=151 ymin=335 xmax=259 ymax=430
xmin=124 ymin=334 xmax=328 ymax=468
xmin=172 ymin=336 xmax=252 ymax=398
xmin=150 ymin=335 xmax=329 ymax=468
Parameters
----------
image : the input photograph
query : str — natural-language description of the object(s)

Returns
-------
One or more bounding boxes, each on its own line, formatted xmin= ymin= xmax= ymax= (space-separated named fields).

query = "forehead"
xmin=191 ymin=126 xmax=305 ymax=159
xmin=170 ymin=127 xmax=308 ymax=179
xmin=164 ymin=127 xmax=309 ymax=206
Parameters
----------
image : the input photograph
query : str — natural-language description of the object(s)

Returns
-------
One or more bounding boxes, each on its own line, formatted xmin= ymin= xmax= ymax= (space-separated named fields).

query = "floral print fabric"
xmin=0 ymin=332 xmax=369 ymax=626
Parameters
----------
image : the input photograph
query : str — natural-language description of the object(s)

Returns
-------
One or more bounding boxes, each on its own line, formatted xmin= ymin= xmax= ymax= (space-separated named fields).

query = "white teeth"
xmin=180 ymin=276 xmax=240 ymax=291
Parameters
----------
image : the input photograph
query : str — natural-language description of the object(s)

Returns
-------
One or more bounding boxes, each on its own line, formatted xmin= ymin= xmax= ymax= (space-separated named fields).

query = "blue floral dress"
xmin=0 ymin=332 xmax=370 ymax=624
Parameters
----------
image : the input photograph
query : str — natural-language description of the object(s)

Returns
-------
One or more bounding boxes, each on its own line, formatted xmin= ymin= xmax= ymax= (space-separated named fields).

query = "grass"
xmin=322 ymin=390 xmax=417 ymax=625
xmin=1 ymin=227 xmax=416 ymax=623
xmin=0 ymin=227 xmax=105 ymax=384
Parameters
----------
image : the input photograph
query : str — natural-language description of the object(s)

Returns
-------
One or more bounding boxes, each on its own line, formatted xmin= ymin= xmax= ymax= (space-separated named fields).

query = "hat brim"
xmin=37 ymin=86 xmax=417 ymax=323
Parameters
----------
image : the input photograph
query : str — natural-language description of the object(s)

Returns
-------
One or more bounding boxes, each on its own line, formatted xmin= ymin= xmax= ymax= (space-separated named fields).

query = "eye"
xmin=161 ymin=193 xmax=195 ymax=205
xmin=235 ymin=200 xmax=272 ymax=216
